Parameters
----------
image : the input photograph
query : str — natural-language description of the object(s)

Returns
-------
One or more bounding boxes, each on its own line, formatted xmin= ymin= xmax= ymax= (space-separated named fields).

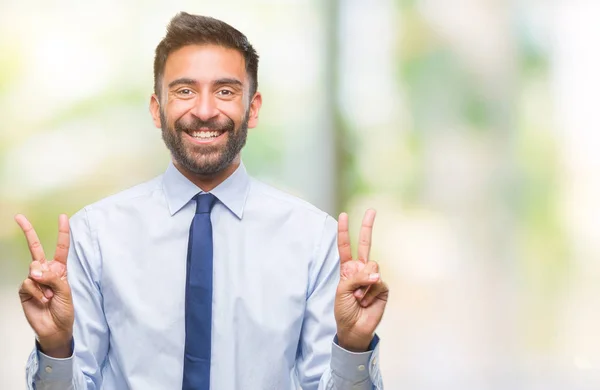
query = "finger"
xmin=339 ymin=270 xmax=380 ymax=293
xmin=29 ymin=260 xmax=43 ymax=279
xmin=359 ymin=279 xmax=389 ymax=307
xmin=337 ymin=212 xmax=353 ymax=263
xmin=29 ymin=261 xmax=54 ymax=299
xmin=357 ymin=209 xmax=376 ymax=263
xmin=30 ymin=261 xmax=69 ymax=295
xmin=43 ymin=287 xmax=55 ymax=299
xmin=15 ymin=214 xmax=46 ymax=262
xmin=353 ymin=261 xmax=379 ymax=299
xmin=19 ymin=278 xmax=49 ymax=304
xmin=54 ymin=214 xmax=70 ymax=264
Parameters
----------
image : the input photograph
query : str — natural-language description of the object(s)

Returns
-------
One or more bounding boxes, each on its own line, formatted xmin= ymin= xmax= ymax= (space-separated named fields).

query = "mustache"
xmin=174 ymin=116 xmax=235 ymax=133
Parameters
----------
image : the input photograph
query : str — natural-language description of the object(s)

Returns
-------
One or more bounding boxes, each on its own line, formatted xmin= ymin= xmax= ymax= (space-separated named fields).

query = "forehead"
xmin=163 ymin=44 xmax=247 ymax=85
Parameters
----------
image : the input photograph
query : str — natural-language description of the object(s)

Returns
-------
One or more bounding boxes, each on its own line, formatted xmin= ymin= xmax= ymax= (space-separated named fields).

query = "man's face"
xmin=151 ymin=44 xmax=261 ymax=176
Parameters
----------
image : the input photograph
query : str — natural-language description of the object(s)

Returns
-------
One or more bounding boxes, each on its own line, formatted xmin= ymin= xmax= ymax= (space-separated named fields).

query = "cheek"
xmin=165 ymin=101 xmax=194 ymax=126
xmin=168 ymin=100 xmax=193 ymax=114
xmin=218 ymin=103 xmax=246 ymax=125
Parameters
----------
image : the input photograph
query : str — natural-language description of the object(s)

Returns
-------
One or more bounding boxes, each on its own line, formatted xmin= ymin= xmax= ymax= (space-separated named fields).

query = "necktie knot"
xmin=195 ymin=193 xmax=216 ymax=214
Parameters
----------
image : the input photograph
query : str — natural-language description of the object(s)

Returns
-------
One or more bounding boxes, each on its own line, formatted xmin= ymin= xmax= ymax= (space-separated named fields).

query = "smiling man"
xmin=17 ymin=12 xmax=388 ymax=390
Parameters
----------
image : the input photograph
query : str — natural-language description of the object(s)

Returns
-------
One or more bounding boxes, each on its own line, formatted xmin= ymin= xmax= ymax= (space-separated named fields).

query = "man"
xmin=16 ymin=12 xmax=388 ymax=390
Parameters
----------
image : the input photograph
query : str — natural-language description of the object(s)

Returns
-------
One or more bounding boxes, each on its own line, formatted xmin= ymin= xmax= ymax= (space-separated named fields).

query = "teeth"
xmin=191 ymin=131 xmax=221 ymax=139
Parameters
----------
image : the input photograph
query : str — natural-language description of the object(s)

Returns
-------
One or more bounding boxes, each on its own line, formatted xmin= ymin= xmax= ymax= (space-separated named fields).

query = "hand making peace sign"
xmin=15 ymin=214 xmax=74 ymax=358
xmin=334 ymin=209 xmax=389 ymax=352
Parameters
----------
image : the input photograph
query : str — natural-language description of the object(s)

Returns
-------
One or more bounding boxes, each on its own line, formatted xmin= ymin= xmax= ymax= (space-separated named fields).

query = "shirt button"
xmin=45 ymin=366 xmax=53 ymax=373
xmin=357 ymin=364 xmax=366 ymax=371
xmin=372 ymin=357 xmax=378 ymax=365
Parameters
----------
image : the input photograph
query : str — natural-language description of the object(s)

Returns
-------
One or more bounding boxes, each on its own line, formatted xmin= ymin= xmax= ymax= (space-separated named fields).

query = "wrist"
xmin=336 ymin=331 xmax=373 ymax=353
xmin=38 ymin=335 xmax=73 ymax=358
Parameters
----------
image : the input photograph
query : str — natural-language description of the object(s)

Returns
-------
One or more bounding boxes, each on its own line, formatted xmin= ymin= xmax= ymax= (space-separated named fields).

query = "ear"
xmin=247 ymin=92 xmax=262 ymax=129
xmin=149 ymin=94 xmax=162 ymax=129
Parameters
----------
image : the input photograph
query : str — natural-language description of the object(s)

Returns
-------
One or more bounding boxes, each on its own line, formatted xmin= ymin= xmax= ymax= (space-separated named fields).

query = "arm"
xmin=295 ymin=215 xmax=384 ymax=390
xmin=22 ymin=210 xmax=109 ymax=389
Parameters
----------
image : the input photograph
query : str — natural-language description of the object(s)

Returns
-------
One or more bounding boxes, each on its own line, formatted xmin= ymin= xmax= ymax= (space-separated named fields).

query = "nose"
xmin=190 ymin=92 xmax=219 ymax=121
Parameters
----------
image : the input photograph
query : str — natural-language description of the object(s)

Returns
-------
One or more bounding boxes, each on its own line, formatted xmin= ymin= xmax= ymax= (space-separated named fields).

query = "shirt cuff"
xmin=331 ymin=334 xmax=380 ymax=386
xmin=35 ymin=340 xmax=75 ymax=381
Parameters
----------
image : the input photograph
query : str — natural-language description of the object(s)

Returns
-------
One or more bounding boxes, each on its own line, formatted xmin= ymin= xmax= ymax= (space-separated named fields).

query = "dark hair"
xmin=153 ymin=12 xmax=259 ymax=98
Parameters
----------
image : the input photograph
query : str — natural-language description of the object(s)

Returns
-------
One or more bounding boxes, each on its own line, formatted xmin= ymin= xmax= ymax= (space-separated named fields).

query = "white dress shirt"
xmin=26 ymin=162 xmax=383 ymax=389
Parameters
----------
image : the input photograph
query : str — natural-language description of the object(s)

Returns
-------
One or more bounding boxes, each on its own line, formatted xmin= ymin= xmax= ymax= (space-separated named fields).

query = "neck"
xmin=173 ymin=157 xmax=240 ymax=192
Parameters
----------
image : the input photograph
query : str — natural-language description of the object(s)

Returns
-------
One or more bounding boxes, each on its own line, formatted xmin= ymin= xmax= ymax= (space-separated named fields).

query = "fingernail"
xmin=41 ymin=296 xmax=49 ymax=303
xmin=368 ymin=273 xmax=380 ymax=281
xmin=31 ymin=270 xmax=42 ymax=278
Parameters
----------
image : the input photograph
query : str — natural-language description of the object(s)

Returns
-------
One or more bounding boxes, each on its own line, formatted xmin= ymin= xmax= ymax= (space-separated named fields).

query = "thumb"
xmin=30 ymin=263 xmax=69 ymax=296
xmin=339 ymin=271 xmax=380 ymax=293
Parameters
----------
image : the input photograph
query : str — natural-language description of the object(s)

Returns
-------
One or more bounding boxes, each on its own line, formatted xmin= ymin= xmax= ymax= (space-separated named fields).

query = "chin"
xmin=184 ymin=157 xmax=229 ymax=176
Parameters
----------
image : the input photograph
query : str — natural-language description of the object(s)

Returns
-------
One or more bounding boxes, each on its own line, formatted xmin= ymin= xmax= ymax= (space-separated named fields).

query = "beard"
xmin=161 ymin=110 xmax=249 ymax=176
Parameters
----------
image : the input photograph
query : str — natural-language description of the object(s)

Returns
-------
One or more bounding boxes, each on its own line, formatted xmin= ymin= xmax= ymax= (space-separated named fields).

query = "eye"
xmin=217 ymin=89 xmax=234 ymax=97
xmin=177 ymin=88 xmax=194 ymax=96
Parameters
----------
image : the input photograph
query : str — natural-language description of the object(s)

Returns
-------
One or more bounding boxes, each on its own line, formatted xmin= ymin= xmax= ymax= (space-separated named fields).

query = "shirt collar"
xmin=162 ymin=161 xmax=250 ymax=219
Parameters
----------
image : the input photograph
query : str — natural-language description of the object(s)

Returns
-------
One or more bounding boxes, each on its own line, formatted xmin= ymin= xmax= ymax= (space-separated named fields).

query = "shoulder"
xmin=69 ymin=175 xmax=164 ymax=227
xmin=249 ymin=178 xmax=328 ymax=217
xmin=247 ymin=177 xmax=338 ymax=235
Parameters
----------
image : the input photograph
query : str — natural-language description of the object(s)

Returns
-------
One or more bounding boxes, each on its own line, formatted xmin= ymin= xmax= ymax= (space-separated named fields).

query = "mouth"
xmin=184 ymin=129 xmax=227 ymax=144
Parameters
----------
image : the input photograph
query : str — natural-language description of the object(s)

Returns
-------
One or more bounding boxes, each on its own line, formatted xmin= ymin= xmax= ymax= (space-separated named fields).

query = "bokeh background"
xmin=1 ymin=0 xmax=599 ymax=388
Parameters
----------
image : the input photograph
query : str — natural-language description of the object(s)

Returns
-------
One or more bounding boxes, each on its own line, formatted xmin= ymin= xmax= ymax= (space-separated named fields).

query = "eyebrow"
xmin=167 ymin=77 xmax=243 ymax=89
xmin=213 ymin=78 xmax=243 ymax=88
xmin=168 ymin=78 xmax=198 ymax=89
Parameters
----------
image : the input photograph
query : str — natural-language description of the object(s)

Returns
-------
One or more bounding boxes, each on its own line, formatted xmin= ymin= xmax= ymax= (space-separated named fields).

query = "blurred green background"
xmin=1 ymin=0 xmax=599 ymax=388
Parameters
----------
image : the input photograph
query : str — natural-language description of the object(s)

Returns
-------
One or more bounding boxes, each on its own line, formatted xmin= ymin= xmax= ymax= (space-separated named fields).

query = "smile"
xmin=190 ymin=129 xmax=225 ymax=139
xmin=185 ymin=129 xmax=226 ymax=144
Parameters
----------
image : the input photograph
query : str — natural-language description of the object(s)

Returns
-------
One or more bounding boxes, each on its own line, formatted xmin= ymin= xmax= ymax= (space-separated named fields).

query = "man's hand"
xmin=16 ymin=214 xmax=74 ymax=358
xmin=334 ymin=209 xmax=389 ymax=352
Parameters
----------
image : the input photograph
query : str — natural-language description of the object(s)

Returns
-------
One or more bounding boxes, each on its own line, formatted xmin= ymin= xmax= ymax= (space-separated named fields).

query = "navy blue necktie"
xmin=182 ymin=193 xmax=216 ymax=390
